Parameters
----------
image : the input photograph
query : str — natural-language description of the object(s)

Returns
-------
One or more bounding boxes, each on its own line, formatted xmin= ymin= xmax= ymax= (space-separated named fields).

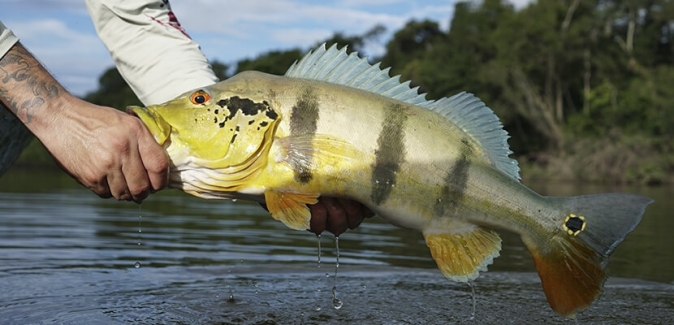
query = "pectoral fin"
xmin=424 ymin=225 xmax=502 ymax=282
xmin=264 ymin=190 xmax=319 ymax=230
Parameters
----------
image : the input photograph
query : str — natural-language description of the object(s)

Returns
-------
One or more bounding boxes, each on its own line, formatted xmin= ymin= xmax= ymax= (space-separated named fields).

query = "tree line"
xmin=39 ymin=0 xmax=674 ymax=184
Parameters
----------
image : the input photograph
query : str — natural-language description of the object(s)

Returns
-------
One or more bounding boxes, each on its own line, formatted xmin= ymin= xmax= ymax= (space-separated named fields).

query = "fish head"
xmin=128 ymin=81 xmax=280 ymax=188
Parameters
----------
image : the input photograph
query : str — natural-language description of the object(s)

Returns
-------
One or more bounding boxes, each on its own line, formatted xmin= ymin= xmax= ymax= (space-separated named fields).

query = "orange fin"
xmin=525 ymin=236 xmax=604 ymax=317
xmin=525 ymin=193 xmax=653 ymax=316
xmin=264 ymin=190 xmax=319 ymax=230
xmin=423 ymin=226 xmax=501 ymax=282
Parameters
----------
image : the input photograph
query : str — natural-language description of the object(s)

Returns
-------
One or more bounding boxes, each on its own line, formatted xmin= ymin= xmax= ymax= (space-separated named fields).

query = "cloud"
xmin=170 ymin=0 xmax=453 ymax=60
xmin=0 ymin=0 xmax=459 ymax=95
xmin=5 ymin=18 xmax=113 ymax=96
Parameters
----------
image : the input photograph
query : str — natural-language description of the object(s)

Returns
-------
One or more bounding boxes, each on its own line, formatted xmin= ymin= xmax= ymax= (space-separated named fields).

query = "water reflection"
xmin=1 ymin=169 xmax=673 ymax=324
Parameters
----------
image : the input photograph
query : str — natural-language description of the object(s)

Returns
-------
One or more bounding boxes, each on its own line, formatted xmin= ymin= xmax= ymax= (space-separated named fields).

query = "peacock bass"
xmin=128 ymin=44 xmax=652 ymax=316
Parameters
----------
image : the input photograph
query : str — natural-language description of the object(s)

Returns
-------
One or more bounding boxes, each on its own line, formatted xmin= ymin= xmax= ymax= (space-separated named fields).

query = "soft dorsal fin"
xmin=285 ymin=43 xmax=520 ymax=180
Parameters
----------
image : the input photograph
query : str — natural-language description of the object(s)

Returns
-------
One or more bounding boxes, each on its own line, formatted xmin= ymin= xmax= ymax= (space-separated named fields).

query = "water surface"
xmin=0 ymin=169 xmax=672 ymax=324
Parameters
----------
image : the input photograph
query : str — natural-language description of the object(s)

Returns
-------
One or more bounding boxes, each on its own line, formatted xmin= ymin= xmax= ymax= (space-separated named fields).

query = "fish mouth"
xmin=127 ymin=106 xmax=171 ymax=145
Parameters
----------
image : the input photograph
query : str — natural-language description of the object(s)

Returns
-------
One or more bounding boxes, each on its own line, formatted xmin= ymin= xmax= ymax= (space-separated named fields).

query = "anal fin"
xmin=424 ymin=226 xmax=502 ymax=282
xmin=264 ymin=190 xmax=319 ymax=230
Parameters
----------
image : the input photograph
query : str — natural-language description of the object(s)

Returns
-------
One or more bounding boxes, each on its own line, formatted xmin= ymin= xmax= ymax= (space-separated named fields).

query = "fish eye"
xmin=190 ymin=90 xmax=211 ymax=105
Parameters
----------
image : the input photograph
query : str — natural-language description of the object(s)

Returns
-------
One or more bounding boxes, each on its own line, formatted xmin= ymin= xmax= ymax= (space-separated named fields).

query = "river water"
xmin=0 ymin=168 xmax=672 ymax=324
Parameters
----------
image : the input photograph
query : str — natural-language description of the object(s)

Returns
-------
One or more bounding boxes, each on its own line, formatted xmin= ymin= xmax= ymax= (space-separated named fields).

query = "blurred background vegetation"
xmin=14 ymin=0 xmax=674 ymax=185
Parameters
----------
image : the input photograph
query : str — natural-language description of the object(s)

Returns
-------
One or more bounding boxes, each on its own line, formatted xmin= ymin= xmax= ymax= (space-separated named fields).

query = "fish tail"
xmin=522 ymin=193 xmax=652 ymax=316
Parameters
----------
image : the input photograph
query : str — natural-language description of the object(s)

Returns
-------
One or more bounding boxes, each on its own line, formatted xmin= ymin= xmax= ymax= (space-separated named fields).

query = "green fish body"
xmin=129 ymin=44 xmax=652 ymax=316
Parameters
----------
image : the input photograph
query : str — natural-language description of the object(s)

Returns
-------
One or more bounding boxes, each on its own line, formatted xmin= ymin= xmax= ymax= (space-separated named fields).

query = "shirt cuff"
xmin=0 ymin=21 xmax=19 ymax=59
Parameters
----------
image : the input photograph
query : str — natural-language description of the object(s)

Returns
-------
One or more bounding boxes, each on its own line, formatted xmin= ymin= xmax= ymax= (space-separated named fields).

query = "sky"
xmin=0 ymin=0 xmax=532 ymax=97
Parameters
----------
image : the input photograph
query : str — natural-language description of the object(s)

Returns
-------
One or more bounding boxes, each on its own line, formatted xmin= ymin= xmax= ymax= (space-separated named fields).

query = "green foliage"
xmin=234 ymin=49 xmax=303 ymax=75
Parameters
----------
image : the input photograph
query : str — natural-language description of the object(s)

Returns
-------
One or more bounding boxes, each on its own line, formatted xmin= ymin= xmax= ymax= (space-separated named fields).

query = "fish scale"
xmin=129 ymin=44 xmax=653 ymax=317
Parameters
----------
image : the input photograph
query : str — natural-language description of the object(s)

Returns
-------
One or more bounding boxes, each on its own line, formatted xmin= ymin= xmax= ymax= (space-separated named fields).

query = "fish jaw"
xmin=127 ymin=105 xmax=171 ymax=145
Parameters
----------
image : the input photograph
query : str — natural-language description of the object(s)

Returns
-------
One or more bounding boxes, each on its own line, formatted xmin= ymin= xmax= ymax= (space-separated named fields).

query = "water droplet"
xmin=314 ymin=306 xmax=321 ymax=311
xmin=216 ymin=294 xmax=220 ymax=299
xmin=332 ymin=286 xmax=343 ymax=310
xmin=228 ymin=286 xmax=235 ymax=302
xmin=232 ymin=198 xmax=238 ymax=202
xmin=138 ymin=229 xmax=142 ymax=233
xmin=134 ymin=261 xmax=141 ymax=268
xmin=316 ymin=234 xmax=322 ymax=268
xmin=362 ymin=285 xmax=367 ymax=290
xmin=467 ymin=281 xmax=476 ymax=320
xmin=334 ymin=236 xmax=340 ymax=269
xmin=325 ymin=273 xmax=330 ymax=278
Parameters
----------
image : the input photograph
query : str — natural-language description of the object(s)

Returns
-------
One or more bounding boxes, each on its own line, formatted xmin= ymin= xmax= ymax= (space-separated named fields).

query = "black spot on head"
xmin=230 ymin=133 xmax=238 ymax=144
xmin=214 ymin=109 xmax=219 ymax=115
xmin=266 ymin=110 xmax=278 ymax=120
xmin=260 ymin=121 xmax=269 ymax=127
xmin=218 ymin=121 xmax=226 ymax=128
xmin=214 ymin=117 xmax=218 ymax=124
xmin=228 ymin=96 xmax=269 ymax=116
xmin=248 ymin=120 xmax=255 ymax=125
xmin=217 ymin=99 xmax=229 ymax=108
xmin=565 ymin=216 xmax=584 ymax=232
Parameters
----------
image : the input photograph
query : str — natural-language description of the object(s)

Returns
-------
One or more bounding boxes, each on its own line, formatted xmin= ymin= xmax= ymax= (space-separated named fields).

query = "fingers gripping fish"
xmin=128 ymin=44 xmax=652 ymax=317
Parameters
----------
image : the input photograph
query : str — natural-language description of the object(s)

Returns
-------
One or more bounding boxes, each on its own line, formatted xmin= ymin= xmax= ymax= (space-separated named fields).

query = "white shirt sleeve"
xmin=0 ymin=20 xmax=19 ymax=60
xmin=85 ymin=0 xmax=218 ymax=106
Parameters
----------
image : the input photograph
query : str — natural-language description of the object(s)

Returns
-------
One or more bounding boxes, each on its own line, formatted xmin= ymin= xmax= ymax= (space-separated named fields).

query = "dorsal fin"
xmin=285 ymin=43 xmax=520 ymax=180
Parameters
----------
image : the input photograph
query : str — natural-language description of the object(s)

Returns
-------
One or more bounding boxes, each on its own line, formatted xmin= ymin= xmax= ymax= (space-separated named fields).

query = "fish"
xmin=128 ymin=44 xmax=652 ymax=316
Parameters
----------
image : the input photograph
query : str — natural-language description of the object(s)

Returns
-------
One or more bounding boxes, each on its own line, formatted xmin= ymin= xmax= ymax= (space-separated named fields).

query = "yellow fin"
xmin=264 ymin=190 xmax=319 ymax=230
xmin=423 ymin=226 xmax=501 ymax=282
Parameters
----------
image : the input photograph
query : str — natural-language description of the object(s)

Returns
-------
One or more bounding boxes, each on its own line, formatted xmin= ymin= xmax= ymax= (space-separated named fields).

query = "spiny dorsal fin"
xmin=286 ymin=43 xmax=520 ymax=180
xmin=423 ymin=93 xmax=520 ymax=180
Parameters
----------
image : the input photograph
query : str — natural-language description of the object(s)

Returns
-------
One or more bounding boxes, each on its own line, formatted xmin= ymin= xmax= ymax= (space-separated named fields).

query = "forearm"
xmin=0 ymin=42 xmax=76 ymax=138
xmin=86 ymin=0 xmax=217 ymax=105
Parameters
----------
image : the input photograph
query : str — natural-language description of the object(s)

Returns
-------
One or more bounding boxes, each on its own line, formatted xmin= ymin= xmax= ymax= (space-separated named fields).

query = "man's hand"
xmin=0 ymin=42 xmax=168 ymax=202
xmin=44 ymin=100 xmax=169 ymax=202
xmin=309 ymin=197 xmax=375 ymax=236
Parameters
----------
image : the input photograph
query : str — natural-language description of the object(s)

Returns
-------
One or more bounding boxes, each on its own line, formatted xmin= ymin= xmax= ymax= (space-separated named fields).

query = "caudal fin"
xmin=523 ymin=193 xmax=653 ymax=316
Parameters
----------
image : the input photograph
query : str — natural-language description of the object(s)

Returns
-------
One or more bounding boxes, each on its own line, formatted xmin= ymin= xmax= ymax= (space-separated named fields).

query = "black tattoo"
xmin=0 ymin=43 xmax=60 ymax=124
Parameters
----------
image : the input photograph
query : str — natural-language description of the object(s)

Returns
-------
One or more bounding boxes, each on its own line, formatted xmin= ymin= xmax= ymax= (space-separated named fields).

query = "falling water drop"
xmin=334 ymin=236 xmax=340 ymax=270
xmin=135 ymin=206 xmax=143 ymax=267
xmin=232 ymin=198 xmax=238 ymax=202
xmin=331 ymin=236 xmax=343 ymax=309
xmin=331 ymin=286 xmax=343 ymax=310
xmin=227 ymin=285 xmax=235 ymax=302
xmin=467 ymin=281 xmax=476 ymax=320
xmin=316 ymin=234 xmax=322 ymax=268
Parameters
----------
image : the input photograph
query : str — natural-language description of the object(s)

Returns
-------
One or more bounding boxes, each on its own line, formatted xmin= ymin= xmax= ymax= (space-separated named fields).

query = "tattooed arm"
xmin=0 ymin=42 xmax=168 ymax=202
